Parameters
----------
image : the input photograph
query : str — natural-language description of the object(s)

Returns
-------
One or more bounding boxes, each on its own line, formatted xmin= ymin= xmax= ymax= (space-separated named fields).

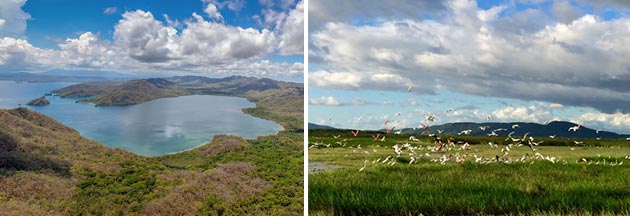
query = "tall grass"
xmin=309 ymin=163 xmax=630 ymax=215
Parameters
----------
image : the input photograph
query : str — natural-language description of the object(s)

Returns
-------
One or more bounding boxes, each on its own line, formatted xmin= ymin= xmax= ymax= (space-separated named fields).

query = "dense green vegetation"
xmin=0 ymin=77 xmax=303 ymax=215
xmin=309 ymin=129 xmax=630 ymax=215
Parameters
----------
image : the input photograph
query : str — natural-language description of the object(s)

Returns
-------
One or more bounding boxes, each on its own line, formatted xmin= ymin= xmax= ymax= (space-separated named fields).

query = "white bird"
xmin=487 ymin=115 xmax=492 ymax=121
xmin=458 ymin=130 xmax=472 ymax=135
xmin=487 ymin=131 xmax=498 ymax=137
xmin=407 ymin=85 xmax=412 ymax=92
xmin=549 ymin=134 xmax=556 ymax=139
xmin=574 ymin=141 xmax=584 ymax=145
xmin=568 ymin=125 xmax=581 ymax=132
xmin=333 ymin=135 xmax=341 ymax=139
xmin=359 ymin=160 xmax=368 ymax=172
xmin=409 ymin=136 xmax=419 ymax=141
xmin=543 ymin=120 xmax=551 ymax=125
xmin=394 ymin=130 xmax=403 ymax=135
xmin=354 ymin=115 xmax=364 ymax=121
xmin=479 ymin=126 xmax=488 ymax=131
xmin=512 ymin=124 xmax=520 ymax=129
xmin=437 ymin=129 xmax=444 ymax=134
xmin=395 ymin=112 xmax=401 ymax=116
xmin=596 ymin=129 xmax=601 ymax=134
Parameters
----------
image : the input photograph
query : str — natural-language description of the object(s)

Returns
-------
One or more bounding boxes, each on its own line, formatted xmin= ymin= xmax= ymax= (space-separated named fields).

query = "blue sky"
xmin=309 ymin=0 xmax=630 ymax=134
xmin=0 ymin=0 xmax=304 ymax=81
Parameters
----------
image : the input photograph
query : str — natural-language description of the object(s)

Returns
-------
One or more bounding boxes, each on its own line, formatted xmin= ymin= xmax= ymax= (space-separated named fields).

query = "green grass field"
xmin=308 ymin=129 xmax=630 ymax=215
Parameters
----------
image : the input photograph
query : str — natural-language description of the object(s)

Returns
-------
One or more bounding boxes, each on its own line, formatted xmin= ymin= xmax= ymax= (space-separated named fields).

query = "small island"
xmin=26 ymin=96 xmax=50 ymax=106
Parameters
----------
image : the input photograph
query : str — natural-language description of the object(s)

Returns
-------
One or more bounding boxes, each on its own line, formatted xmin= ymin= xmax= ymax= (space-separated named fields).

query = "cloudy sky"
xmin=309 ymin=0 xmax=630 ymax=134
xmin=0 ymin=0 xmax=303 ymax=81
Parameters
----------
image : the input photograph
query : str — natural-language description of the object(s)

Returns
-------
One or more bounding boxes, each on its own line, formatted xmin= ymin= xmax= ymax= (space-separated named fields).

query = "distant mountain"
xmin=399 ymin=121 xmax=627 ymax=139
xmin=0 ymin=71 xmax=135 ymax=83
xmin=38 ymin=69 xmax=142 ymax=79
xmin=308 ymin=123 xmax=337 ymax=130
xmin=308 ymin=121 xmax=628 ymax=138
xmin=89 ymin=79 xmax=186 ymax=106
xmin=52 ymin=75 xmax=301 ymax=106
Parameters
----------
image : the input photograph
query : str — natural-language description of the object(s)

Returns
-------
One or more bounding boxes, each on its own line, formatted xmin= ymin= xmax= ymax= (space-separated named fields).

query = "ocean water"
xmin=0 ymin=80 xmax=281 ymax=156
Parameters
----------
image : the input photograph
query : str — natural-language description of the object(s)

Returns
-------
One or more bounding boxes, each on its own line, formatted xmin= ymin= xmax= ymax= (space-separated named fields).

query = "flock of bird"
xmin=311 ymin=105 xmax=630 ymax=173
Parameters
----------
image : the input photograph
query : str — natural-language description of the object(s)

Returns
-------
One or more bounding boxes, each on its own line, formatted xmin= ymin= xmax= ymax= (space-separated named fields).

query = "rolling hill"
xmin=0 ymin=84 xmax=303 ymax=215
xmin=52 ymin=75 xmax=302 ymax=107
xmin=308 ymin=121 xmax=628 ymax=139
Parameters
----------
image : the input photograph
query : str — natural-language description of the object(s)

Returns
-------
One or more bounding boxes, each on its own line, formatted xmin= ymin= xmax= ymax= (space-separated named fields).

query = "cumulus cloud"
xmin=309 ymin=96 xmax=370 ymax=106
xmin=309 ymin=0 xmax=630 ymax=113
xmin=309 ymin=96 xmax=341 ymax=106
xmin=276 ymin=0 xmax=303 ymax=55
xmin=204 ymin=3 xmax=223 ymax=20
xmin=0 ymin=0 xmax=30 ymax=37
xmin=572 ymin=112 xmax=630 ymax=132
xmin=552 ymin=0 xmax=580 ymax=23
xmin=0 ymin=2 xmax=302 ymax=81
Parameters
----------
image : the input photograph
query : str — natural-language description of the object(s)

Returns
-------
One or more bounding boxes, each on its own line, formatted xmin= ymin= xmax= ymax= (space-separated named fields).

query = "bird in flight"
xmin=407 ymin=85 xmax=412 ymax=92
xmin=351 ymin=130 xmax=359 ymax=137
xmin=372 ymin=134 xmax=380 ymax=141
xmin=359 ymin=160 xmax=368 ymax=172
xmin=512 ymin=124 xmax=520 ymax=129
xmin=568 ymin=125 xmax=581 ymax=132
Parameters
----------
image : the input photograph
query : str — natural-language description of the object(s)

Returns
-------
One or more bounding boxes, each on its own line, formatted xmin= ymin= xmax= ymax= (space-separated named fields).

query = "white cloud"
xmin=309 ymin=96 xmax=370 ymax=106
xmin=104 ymin=7 xmax=118 ymax=15
xmin=0 ymin=5 xmax=301 ymax=81
xmin=277 ymin=0 xmax=303 ymax=55
xmin=309 ymin=96 xmax=341 ymax=106
xmin=113 ymin=10 xmax=179 ymax=63
xmin=204 ymin=3 xmax=223 ymax=20
xmin=203 ymin=0 xmax=246 ymax=12
xmin=0 ymin=0 xmax=30 ymax=38
xmin=309 ymin=0 xmax=630 ymax=113
xmin=572 ymin=112 xmax=630 ymax=133
xmin=552 ymin=0 xmax=580 ymax=23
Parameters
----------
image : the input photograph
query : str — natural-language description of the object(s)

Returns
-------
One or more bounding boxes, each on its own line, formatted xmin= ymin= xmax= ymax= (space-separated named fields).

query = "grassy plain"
xmin=309 ymin=129 xmax=630 ymax=215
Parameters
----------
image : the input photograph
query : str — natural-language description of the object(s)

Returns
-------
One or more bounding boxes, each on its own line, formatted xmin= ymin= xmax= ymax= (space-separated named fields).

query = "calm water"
xmin=0 ymin=81 xmax=281 ymax=156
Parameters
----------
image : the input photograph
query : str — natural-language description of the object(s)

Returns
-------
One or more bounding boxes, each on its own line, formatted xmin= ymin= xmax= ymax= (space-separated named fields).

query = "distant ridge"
xmin=308 ymin=121 xmax=629 ymax=139
xmin=308 ymin=123 xmax=337 ymax=130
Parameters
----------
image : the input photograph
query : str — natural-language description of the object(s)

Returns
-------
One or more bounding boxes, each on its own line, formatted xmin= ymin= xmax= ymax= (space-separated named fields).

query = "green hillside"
xmin=0 ymin=77 xmax=304 ymax=215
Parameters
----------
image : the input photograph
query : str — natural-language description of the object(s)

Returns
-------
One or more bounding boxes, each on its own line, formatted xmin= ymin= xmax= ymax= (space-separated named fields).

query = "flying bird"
xmin=512 ymin=124 xmax=520 ymax=129
xmin=407 ymin=85 xmax=412 ymax=92
xmin=333 ymin=135 xmax=341 ymax=139
xmin=359 ymin=160 xmax=368 ymax=172
xmin=568 ymin=125 xmax=581 ymax=132
xmin=419 ymin=123 xmax=429 ymax=131
xmin=351 ymin=130 xmax=359 ymax=137
xmin=372 ymin=134 xmax=380 ymax=141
